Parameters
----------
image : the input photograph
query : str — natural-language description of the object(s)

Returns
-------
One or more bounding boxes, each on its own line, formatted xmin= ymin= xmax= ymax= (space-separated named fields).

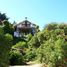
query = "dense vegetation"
xmin=9 ymin=23 xmax=67 ymax=67
xmin=28 ymin=23 xmax=67 ymax=67
xmin=0 ymin=27 xmax=13 ymax=67
xmin=0 ymin=13 xmax=67 ymax=67
xmin=0 ymin=13 xmax=13 ymax=67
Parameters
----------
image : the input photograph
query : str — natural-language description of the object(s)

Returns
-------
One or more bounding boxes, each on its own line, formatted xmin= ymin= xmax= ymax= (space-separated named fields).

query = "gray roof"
xmin=15 ymin=20 xmax=37 ymax=27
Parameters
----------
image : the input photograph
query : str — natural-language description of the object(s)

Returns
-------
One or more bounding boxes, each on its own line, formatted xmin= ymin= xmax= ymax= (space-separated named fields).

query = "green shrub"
xmin=26 ymin=34 xmax=32 ymax=41
xmin=28 ymin=35 xmax=40 ymax=48
xmin=9 ymin=50 xmax=25 ymax=65
xmin=12 ymin=41 xmax=27 ymax=50
xmin=9 ymin=41 xmax=28 ymax=65
xmin=25 ymin=49 xmax=36 ymax=61
xmin=0 ymin=33 xmax=13 ymax=67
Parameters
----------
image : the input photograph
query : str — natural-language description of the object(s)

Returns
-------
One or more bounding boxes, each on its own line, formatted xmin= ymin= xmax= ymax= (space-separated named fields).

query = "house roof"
xmin=14 ymin=19 xmax=37 ymax=27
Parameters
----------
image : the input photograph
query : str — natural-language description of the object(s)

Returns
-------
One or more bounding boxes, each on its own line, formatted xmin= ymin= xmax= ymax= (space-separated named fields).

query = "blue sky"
xmin=0 ymin=0 xmax=67 ymax=29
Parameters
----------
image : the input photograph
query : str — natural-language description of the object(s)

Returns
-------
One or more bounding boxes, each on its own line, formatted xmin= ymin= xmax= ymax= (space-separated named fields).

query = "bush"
xmin=9 ymin=50 xmax=25 ymax=65
xmin=28 ymin=35 xmax=40 ymax=48
xmin=13 ymin=37 xmax=27 ymax=45
xmin=0 ymin=33 xmax=13 ymax=67
xmin=25 ymin=49 xmax=36 ymax=61
xmin=26 ymin=34 xmax=32 ymax=41
xmin=12 ymin=41 xmax=27 ymax=49
xmin=9 ymin=41 xmax=28 ymax=65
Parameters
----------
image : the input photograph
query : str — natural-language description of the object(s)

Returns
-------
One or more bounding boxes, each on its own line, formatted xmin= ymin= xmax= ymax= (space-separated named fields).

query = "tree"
xmin=0 ymin=13 xmax=8 ymax=21
xmin=3 ymin=20 xmax=14 ymax=35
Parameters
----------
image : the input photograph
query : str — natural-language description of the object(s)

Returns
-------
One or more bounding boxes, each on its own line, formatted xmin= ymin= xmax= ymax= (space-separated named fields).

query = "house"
xmin=14 ymin=17 xmax=38 ymax=37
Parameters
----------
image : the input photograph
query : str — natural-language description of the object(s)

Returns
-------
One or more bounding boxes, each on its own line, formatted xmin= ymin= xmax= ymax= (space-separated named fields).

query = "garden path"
xmin=10 ymin=64 xmax=43 ymax=67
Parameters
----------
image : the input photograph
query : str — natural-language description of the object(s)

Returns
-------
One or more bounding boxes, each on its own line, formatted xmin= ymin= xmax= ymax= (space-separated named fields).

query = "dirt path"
xmin=10 ymin=64 xmax=43 ymax=67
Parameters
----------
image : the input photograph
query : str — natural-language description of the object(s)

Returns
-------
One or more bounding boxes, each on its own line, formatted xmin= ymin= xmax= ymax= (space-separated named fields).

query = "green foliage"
xmin=9 ymin=41 xmax=28 ymax=65
xmin=28 ymin=23 xmax=67 ymax=67
xmin=3 ymin=20 xmax=14 ymax=34
xmin=45 ymin=23 xmax=58 ymax=30
xmin=9 ymin=50 xmax=24 ymax=65
xmin=25 ymin=49 xmax=36 ymax=61
xmin=13 ymin=37 xmax=27 ymax=45
xmin=26 ymin=34 xmax=32 ymax=41
xmin=0 ymin=13 xmax=8 ymax=21
xmin=28 ymin=35 xmax=40 ymax=48
xmin=0 ymin=33 xmax=13 ymax=67
xmin=5 ymin=33 xmax=13 ymax=41
xmin=12 ymin=41 xmax=27 ymax=49
xmin=1 ymin=20 xmax=67 ymax=67
xmin=0 ymin=27 xmax=4 ymax=35
xmin=4 ymin=34 xmax=13 ymax=49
